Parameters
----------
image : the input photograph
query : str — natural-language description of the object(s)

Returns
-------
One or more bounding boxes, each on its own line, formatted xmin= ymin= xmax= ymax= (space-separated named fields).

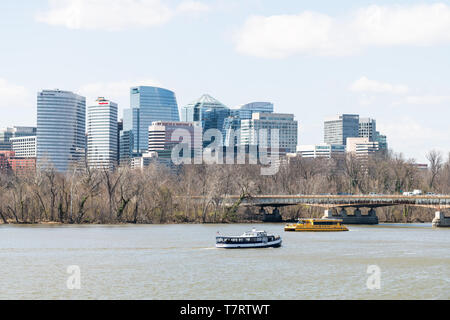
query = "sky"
xmin=1 ymin=0 xmax=450 ymax=163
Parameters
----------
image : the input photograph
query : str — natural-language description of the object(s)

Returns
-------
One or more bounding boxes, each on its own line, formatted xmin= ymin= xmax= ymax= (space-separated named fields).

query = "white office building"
xmin=240 ymin=113 xmax=298 ymax=153
xmin=297 ymin=144 xmax=345 ymax=159
xmin=10 ymin=136 xmax=37 ymax=158
xmin=87 ymin=97 xmax=118 ymax=170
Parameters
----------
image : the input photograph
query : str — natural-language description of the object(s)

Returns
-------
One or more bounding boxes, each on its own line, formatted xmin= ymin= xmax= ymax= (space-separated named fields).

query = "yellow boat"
xmin=285 ymin=219 xmax=349 ymax=232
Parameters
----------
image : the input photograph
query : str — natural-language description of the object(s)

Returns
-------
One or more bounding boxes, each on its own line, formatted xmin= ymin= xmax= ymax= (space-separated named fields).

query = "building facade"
xmin=224 ymin=102 xmax=274 ymax=146
xmin=119 ymin=130 xmax=135 ymax=166
xmin=0 ymin=151 xmax=36 ymax=175
xmin=10 ymin=136 xmax=37 ymax=158
xmin=123 ymin=86 xmax=179 ymax=154
xmin=297 ymin=144 xmax=345 ymax=159
xmin=87 ymin=97 xmax=118 ymax=170
xmin=324 ymin=114 xmax=360 ymax=146
xmin=240 ymin=113 xmax=298 ymax=153
xmin=149 ymin=121 xmax=202 ymax=162
xmin=180 ymin=94 xmax=230 ymax=139
xmin=358 ymin=118 xmax=377 ymax=142
xmin=0 ymin=127 xmax=37 ymax=151
xmin=37 ymin=89 xmax=86 ymax=172
xmin=346 ymin=137 xmax=380 ymax=158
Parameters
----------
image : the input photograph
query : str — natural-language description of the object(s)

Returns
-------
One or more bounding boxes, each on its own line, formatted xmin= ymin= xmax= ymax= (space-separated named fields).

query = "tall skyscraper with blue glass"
xmin=123 ymin=86 xmax=179 ymax=154
xmin=37 ymin=89 xmax=86 ymax=172
xmin=180 ymin=94 xmax=230 ymax=145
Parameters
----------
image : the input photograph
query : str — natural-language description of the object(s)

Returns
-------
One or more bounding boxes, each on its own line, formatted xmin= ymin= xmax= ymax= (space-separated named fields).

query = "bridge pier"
xmin=432 ymin=211 xmax=450 ymax=228
xmin=323 ymin=208 xmax=379 ymax=225
xmin=261 ymin=207 xmax=283 ymax=223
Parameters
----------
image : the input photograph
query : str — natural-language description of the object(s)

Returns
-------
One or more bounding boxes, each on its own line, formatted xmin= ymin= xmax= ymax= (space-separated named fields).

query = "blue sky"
xmin=1 ymin=0 xmax=450 ymax=162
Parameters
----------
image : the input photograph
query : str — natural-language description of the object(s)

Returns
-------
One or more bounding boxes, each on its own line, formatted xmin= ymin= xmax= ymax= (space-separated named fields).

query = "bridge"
xmin=218 ymin=195 xmax=450 ymax=226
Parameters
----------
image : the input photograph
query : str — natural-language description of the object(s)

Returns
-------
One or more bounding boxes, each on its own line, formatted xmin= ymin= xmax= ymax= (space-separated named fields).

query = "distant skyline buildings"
xmin=224 ymin=102 xmax=274 ymax=147
xmin=37 ymin=89 xmax=86 ymax=172
xmin=10 ymin=136 xmax=36 ymax=158
xmin=324 ymin=114 xmax=388 ymax=151
xmin=0 ymin=126 xmax=37 ymax=151
xmin=181 ymin=94 xmax=230 ymax=142
xmin=346 ymin=137 xmax=380 ymax=158
xmin=0 ymin=85 xmax=403 ymax=172
xmin=297 ymin=144 xmax=345 ymax=159
xmin=124 ymin=86 xmax=179 ymax=154
xmin=148 ymin=121 xmax=202 ymax=162
xmin=87 ymin=97 xmax=118 ymax=170
xmin=324 ymin=114 xmax=360 ymax=146
xmin=241 ymin=113 xmax=298 ymax=153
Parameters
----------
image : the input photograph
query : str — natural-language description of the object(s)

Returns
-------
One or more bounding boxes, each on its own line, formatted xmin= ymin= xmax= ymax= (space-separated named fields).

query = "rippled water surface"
xmin=0 ymin=223 xmax=448 ymax=300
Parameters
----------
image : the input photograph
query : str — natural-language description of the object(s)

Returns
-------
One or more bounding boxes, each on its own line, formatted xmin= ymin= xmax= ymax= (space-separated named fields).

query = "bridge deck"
xmin=218 ymin=195 xmax=450 ymax=209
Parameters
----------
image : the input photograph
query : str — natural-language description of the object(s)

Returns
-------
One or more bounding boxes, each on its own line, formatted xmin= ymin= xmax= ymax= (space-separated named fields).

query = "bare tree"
xmin=426 ymin=150 xmax=443 ymax=190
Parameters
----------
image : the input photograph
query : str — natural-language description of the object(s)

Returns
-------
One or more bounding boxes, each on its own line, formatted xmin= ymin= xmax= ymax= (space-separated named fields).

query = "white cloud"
xmin=350 ymin=76 xmax=409 ymax=95
xmin=378 ymin=118 xmax=448 ymax=162
xmin=78 ymin=79 xmax=163 ymax=112
xmin=404 ymin=95 xmax=450 ymax=105
xmin=36 ymin=0 xmax=211 ymax=31
xmin=0 ymin=78 xmax=31 ymax=109
xmin=177 ymin=0 xmax=210 ymax=15
xmin=235 ymin=12 xmax=348 ymax=58
xmin=235 ymin=3 xmax=450 ymax=58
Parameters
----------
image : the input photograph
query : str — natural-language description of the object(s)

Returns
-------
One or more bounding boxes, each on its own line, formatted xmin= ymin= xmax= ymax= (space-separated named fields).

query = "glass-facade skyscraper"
xmin=87 ymin=97 xmax=118 ymax=170
xmin=123 ymin=86 xmax=179 ymax=154
xmin=37 ymin=89 xmax=86 ymax=172
xmin=324 ymin=114 xmax=360 ymax=146
xmin=224 ymin=102 xmax=274 ymax=146
xmin=181 ymin=94 xmax=230 ymax=146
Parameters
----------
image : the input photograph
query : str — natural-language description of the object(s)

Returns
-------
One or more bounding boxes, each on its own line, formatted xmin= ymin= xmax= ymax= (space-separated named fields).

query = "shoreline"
xmin=0 ymin=220 xmax=434 ymax=226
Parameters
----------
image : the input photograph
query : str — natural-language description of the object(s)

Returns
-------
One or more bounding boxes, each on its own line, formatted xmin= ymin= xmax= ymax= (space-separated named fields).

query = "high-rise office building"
xmin=117 ymin=119 xmax=123 ymax=163
xmin=123 ymin=86 xmax=179 ymax=154
xmin=375 ymin=132 xmax=388 ymax=150
xmin=224 ymin=102 xmax=274 ymax=146
xmin=234 ymin=102 xmax=274 ymax=120
xmin=87 ymin=97 xmax=118 ymax=170
xmin=240 ymin=113 xmax=298 ymax=153
xmin=324 ymin=114 xmax=360 ymax=146
xmin=37 ymin=89 xmax=86 ymax=172
xmin=148 ymin=121 xmax=202 ymax=162
xmin=181 ymin=94 xmax=230 ymax=138
xmin=359 ymin=118 xmax=377 ymax=142
xmin=119 ymin=130 xmax=135 ymax=166
xmin=0 ymin=126 xmax=36 ymax=151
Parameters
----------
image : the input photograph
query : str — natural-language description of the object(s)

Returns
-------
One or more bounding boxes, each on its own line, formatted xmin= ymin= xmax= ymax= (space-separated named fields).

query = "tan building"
xmin=346 ymin=137 xmax=380 ymax=158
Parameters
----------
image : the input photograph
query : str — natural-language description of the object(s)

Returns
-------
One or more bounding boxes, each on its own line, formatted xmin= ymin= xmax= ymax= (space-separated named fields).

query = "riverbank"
xmin=0 ymin=219 xmax=435 ymax=226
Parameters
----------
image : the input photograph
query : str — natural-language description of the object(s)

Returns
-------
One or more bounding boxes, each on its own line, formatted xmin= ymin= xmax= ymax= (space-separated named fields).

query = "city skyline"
xmin=1 ymin=1 xmax=450 ymax=163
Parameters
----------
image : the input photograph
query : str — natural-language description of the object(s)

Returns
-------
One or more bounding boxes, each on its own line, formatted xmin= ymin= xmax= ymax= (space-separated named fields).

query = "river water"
xmin=0 ymin=223 xmax=448 ymax=300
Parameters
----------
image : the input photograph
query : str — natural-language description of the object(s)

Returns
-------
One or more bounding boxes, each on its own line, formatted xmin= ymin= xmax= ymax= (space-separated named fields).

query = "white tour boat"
xmin=216 ymin=229 xmax=282 ymax=249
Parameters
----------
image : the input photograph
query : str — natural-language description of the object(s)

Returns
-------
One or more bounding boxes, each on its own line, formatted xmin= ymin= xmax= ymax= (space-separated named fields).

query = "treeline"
xmin=0 ymin=150 xmax=449 ymax=224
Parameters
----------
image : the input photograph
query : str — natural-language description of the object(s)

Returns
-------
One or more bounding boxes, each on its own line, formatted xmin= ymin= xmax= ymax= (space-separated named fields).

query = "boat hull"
xmin=285 ymin=226 xmax=348 ymax=232
xmin=216 ymin=239 xmax=282 ymax=249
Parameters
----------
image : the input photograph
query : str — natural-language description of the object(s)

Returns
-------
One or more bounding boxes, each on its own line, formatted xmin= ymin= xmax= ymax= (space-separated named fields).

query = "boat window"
xmin=314 ymin=221 xmax=335 ymax=226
